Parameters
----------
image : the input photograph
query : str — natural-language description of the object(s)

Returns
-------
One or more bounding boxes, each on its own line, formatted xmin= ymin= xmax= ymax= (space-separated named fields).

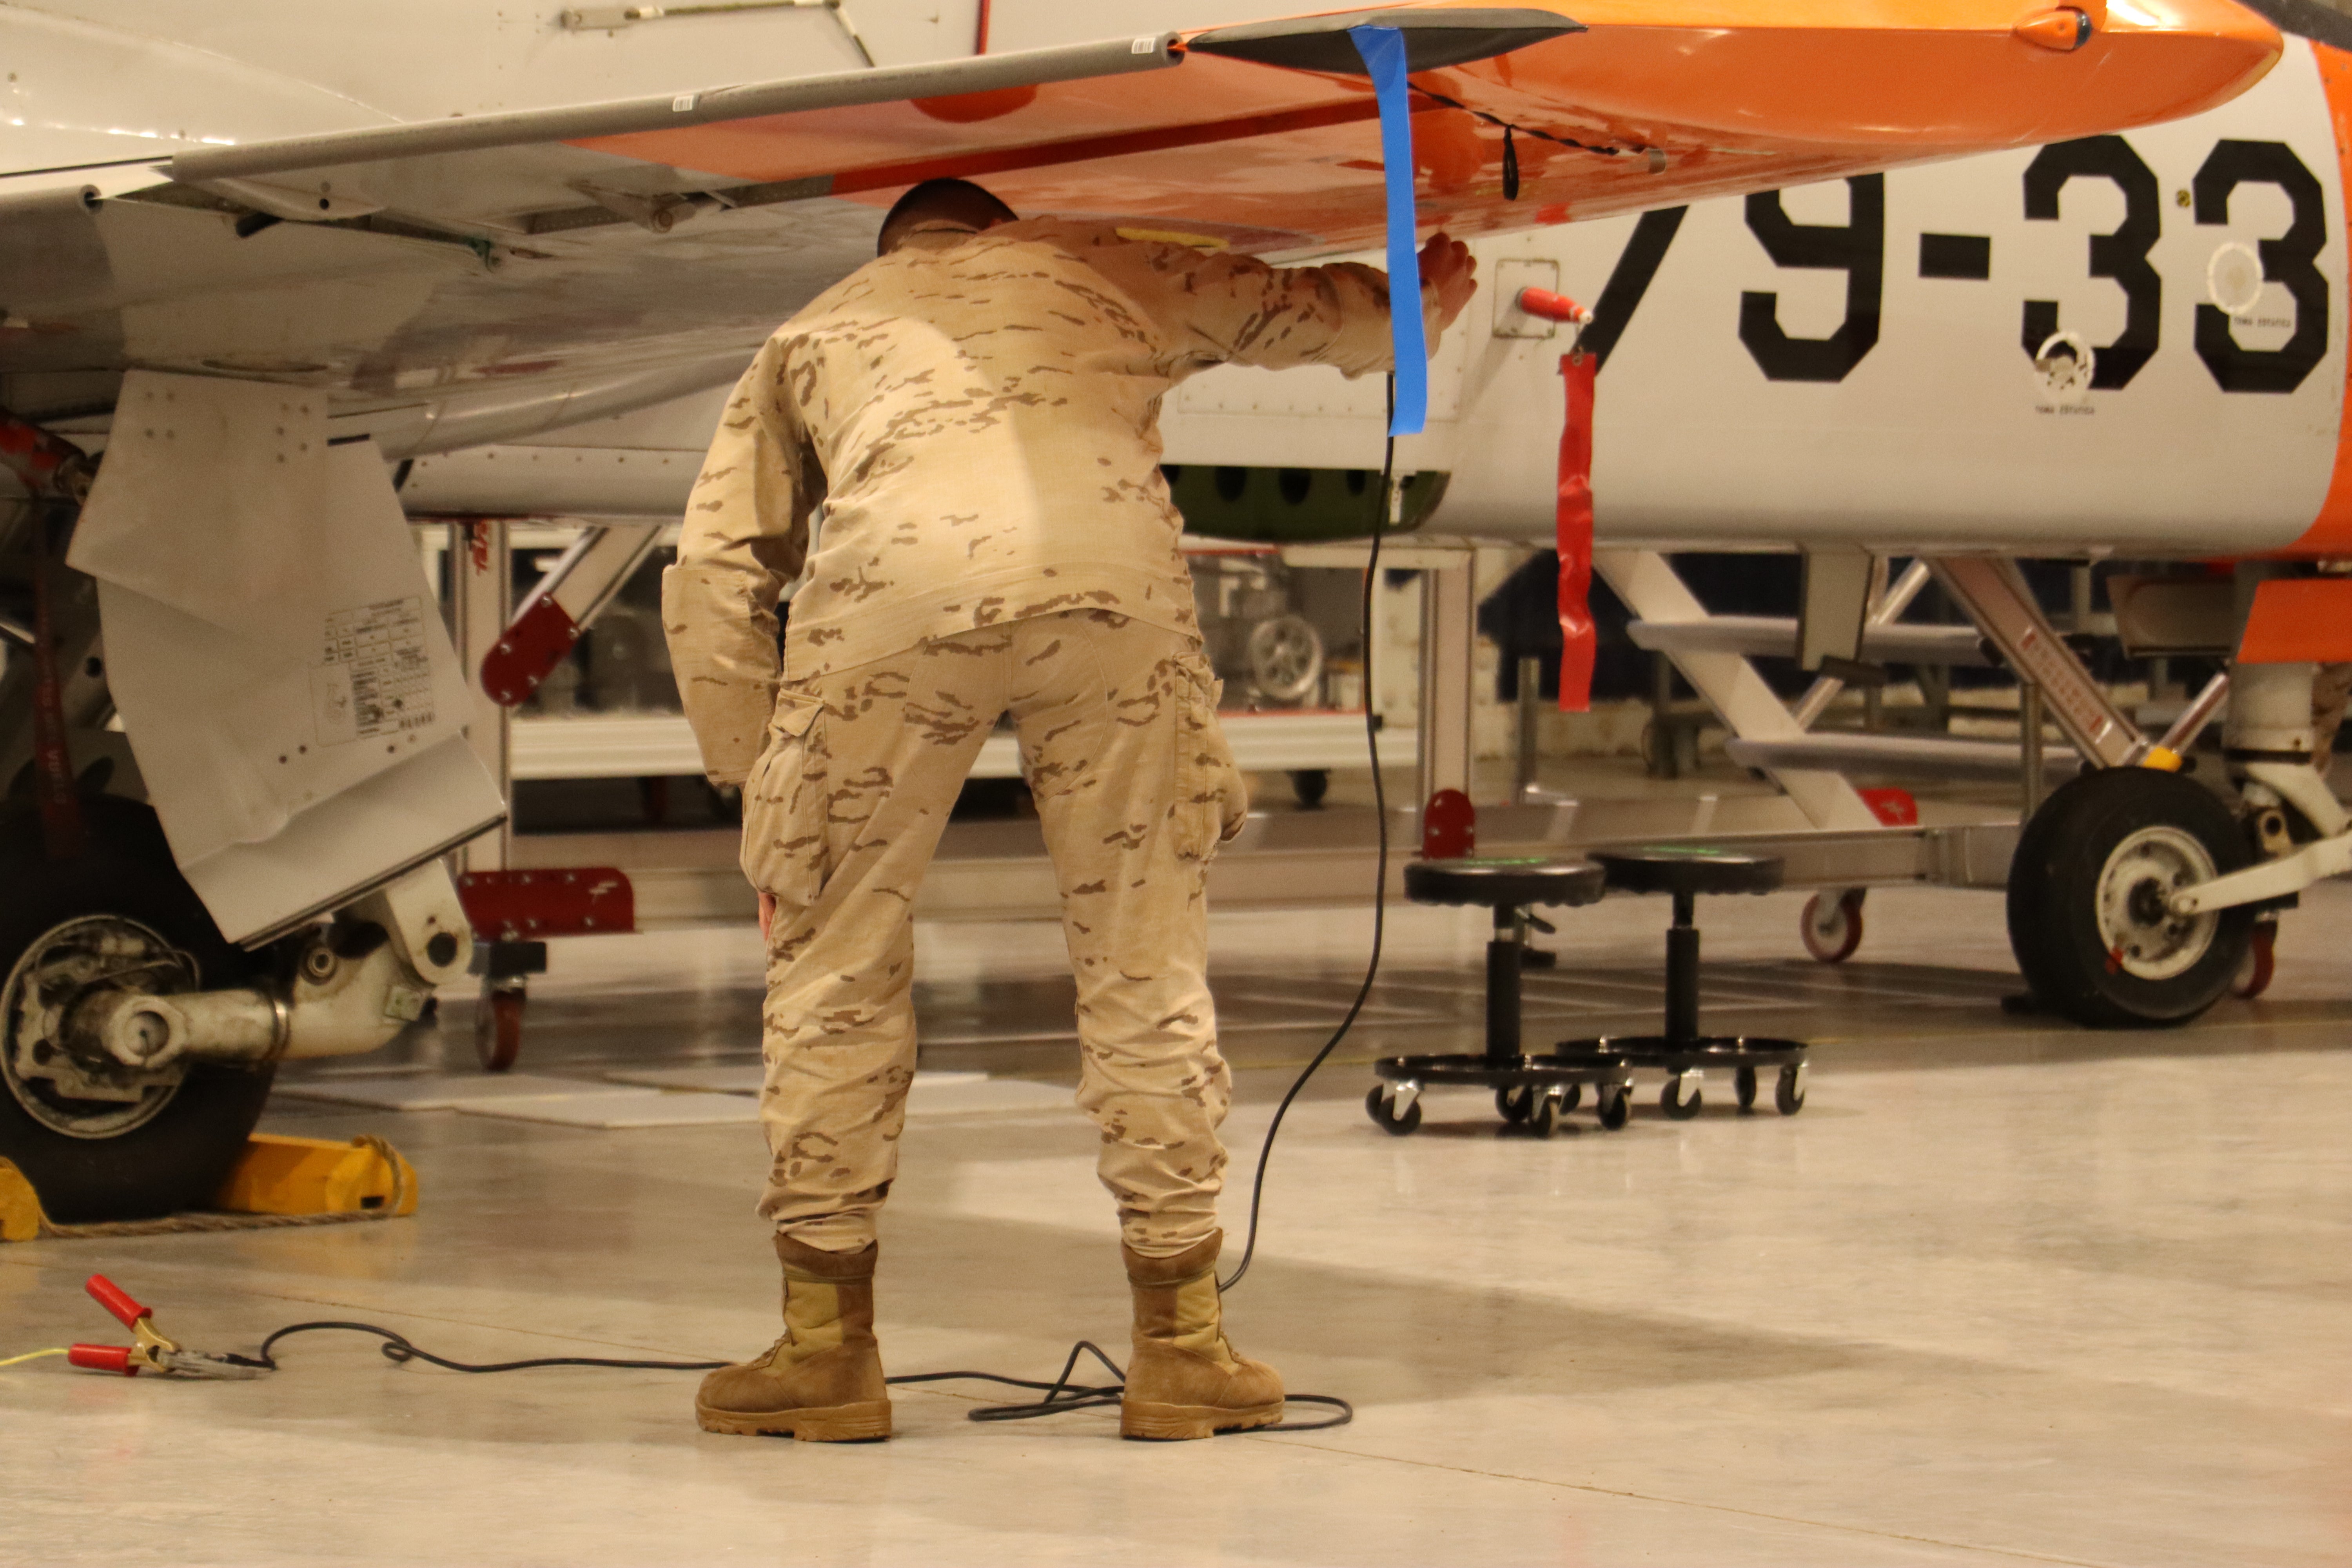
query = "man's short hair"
xmin=877 ymin=178 xmax=1017 ymax=256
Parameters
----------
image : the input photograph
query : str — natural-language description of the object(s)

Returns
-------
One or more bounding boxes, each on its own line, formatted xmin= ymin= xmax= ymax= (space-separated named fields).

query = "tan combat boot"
xmin=695 ymin=1234 xmax=891 ymax=1441
xmin=1119 ymin=1230 xmax=1284 ymax=1440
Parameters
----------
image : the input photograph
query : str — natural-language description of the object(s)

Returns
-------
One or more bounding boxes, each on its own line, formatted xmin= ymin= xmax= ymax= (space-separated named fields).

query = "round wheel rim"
xmin=1246 ymin=615 xmax=1323 ymax=704
xmin=2 ymin=914 xmax=197 ymax=1139
xmin=2094 ymin=825 xmax=2222 ymax=982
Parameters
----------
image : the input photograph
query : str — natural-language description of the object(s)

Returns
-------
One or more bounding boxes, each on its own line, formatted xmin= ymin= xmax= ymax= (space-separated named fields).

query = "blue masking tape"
xmin=1348 ymin=24 xmax=1427 ymax=437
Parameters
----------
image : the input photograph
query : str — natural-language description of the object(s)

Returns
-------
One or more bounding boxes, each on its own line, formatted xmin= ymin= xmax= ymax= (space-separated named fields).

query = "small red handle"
xmin=1517 ymin=287 xmax=1591 ymax=325
xmin=68 ymin=1343 xmax=137 ymax=1375
xmin=85 ymin=1274 xmax=149 ymax=1330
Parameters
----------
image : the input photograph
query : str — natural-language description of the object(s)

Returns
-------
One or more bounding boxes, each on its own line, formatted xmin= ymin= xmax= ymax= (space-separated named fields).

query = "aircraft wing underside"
xmin=0 ymin=0 xmax=2281 ymax=434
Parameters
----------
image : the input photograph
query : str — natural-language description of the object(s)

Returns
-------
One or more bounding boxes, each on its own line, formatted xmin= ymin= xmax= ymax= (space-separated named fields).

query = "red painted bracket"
xmin=1858 ymin=787 xmax=1919 ymax=828
xmin=457 ymin=867 xmax=636 ymax=941
xmin=479 ymin=595 xmax=581 ymax=707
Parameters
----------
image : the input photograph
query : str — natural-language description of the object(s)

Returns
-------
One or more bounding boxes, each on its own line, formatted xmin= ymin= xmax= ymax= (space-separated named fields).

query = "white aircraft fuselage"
xmin=1160 ymin=36 xmax=2352 ymax=561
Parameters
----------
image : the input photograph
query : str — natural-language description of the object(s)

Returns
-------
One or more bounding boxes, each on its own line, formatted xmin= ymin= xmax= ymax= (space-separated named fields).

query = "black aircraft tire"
xmin=0 ymin=801 xmax=274 ymax=1223
xmin=2006 ymin=768 xmax=2254 ymax=1030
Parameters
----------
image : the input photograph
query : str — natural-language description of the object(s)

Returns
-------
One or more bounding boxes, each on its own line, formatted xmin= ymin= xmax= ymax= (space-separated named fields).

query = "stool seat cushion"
xmin=1592 ymin=846 xmax=1783 ymax=896
xmin=1404 ymin=857 xmax=1607 ymax=909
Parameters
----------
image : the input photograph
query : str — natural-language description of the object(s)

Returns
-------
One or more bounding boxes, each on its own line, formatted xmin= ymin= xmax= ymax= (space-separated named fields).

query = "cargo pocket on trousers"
xmin=739 ymin=688 xmax=828 ymax=908
xmin=1173 ymin=655 xmax=1250 ymax=867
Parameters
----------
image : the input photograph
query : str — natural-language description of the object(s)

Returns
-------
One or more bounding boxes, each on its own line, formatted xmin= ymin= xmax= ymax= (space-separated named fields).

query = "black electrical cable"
xmin=1216 ymin=378 xmax=1399 ymax=1298
xmin=238 ymin=1325 xmax=1354 ymax=1432
xmin=240 ymin=1321 xmax=726 ymax=1375
xmin=223 ymin=385 xmax=1408 ymax=1439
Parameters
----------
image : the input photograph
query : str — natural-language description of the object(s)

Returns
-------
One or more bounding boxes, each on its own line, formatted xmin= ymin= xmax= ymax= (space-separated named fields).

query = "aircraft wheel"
xmin=1800 ymin=889 xmax=1866 ymax=964
xmin=0 ymin=802 xmax=273 ymax=1223
xmin=2006 ymin=768 xmax=2254 ymax=1028
xmin=1247 ymin=614 xmax=1324 ymax=707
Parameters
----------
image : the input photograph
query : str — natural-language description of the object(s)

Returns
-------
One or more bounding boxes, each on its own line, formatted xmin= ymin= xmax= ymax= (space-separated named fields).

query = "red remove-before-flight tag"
xmin=1555 ymin=349 xmax=1597 ymax=712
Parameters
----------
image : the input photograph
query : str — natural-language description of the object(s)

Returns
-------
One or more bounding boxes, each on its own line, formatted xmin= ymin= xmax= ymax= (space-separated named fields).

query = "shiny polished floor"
xmin=7 ymin=879 xmax=2350 ymax=1566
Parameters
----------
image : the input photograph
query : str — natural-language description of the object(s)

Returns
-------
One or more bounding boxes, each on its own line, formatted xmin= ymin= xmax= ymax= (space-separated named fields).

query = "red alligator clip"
xmin=67 ymin=1274 xmax=266 ymax=1380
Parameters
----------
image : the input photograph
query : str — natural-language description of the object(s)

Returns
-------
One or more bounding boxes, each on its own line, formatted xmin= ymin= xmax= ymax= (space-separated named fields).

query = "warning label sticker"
xmin=314 ymin=597 xmax=434 ymax=746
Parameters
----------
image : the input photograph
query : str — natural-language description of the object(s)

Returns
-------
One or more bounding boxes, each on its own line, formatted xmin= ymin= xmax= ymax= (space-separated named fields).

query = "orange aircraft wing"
xmin=165 ymin=1 xmax=2281 ymax=256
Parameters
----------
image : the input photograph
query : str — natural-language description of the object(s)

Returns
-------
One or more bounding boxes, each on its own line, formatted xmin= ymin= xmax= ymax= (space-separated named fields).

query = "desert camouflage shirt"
xmin=662 ymin=216 xmax=1414 ymax=785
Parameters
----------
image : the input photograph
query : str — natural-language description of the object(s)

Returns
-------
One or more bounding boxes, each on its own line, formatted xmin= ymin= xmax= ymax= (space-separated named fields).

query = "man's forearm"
xmin=661 ymin=561 xmax=782 ymax=786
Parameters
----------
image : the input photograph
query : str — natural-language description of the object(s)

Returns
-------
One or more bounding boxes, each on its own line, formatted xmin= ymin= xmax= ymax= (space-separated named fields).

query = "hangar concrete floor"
xmin=7 ymin=876 xmax=2349 ymax=1566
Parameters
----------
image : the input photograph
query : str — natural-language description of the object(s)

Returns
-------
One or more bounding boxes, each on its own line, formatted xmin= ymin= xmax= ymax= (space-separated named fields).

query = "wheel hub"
xmin=1245 ymin=614 xmax=1323 ymax=706
xmin=2094 ymin=826 xmax=2221 ymax=982
xmin=2 ymin=914 xmax=198 ymax=1138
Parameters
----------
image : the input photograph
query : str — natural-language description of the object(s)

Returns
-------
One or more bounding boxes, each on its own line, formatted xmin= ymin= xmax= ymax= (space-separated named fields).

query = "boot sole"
xmin=695 ymin=1398 xmax=893 ymax=1442
xmin=1120 ymin=1399 xmax=1284 ymax=1441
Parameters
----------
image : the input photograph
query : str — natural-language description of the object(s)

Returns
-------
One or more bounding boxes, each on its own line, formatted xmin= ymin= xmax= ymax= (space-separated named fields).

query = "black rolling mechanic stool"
xmin=1367 ymin=857 xmax=1635 ymax=1139
xmin=1553 ymin=848 xmax=1809 ymax=1118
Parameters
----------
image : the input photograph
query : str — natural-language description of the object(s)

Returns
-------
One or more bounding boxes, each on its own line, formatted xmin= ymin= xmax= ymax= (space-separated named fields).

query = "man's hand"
xmin=1419 ymin=232 xmax=1479 ymax=332
xmin=758 ymin=891 xmax=777 ymax=943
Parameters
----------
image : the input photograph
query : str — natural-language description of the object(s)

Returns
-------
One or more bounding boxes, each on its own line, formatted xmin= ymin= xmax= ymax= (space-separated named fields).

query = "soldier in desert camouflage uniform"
xmin=665 ymin=178 xmax=1476 ymax=1441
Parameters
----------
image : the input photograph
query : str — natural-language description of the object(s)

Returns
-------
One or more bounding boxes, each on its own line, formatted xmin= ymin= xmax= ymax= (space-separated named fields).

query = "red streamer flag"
xmin=1555 ymin=348 xmax=1597 ymax=712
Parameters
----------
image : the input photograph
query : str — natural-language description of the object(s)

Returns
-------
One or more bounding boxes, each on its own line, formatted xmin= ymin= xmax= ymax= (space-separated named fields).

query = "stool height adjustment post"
xmin=1666 ymin=890 xmax=1700 ymax=1044
xmin=1487 ymin=907 xmax=1525 ymax=1060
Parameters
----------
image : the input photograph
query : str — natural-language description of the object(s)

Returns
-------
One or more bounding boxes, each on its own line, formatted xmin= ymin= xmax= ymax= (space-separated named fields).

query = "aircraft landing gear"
xmin=0 ymin=801 xmax=274 ymax=1222
xmin=2006 ymin=768 xmax=2255 ymax=1028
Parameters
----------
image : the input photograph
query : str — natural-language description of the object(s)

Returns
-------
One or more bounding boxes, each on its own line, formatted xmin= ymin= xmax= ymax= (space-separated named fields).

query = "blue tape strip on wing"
xmin=1348 ymin=24 xmax=1426 ymax=437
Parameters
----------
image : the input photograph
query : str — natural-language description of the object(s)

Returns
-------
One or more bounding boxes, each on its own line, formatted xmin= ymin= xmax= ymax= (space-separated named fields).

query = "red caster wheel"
xmin=1800 ymin=889 xmax=1866 ymax=964
xmin=2232 ymin=922 xmax=2277 ymax=1001
xmin=475 ymin=979 xmax=526 ymax=1072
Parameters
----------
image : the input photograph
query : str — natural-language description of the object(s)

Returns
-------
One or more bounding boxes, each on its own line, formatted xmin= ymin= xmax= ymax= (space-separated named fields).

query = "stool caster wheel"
xmin=476 ymin=977 xmax=526 ymax=1073
xmin=1661 ymin=1071 xmax=1702 ymax=1120
xmin=1367 ymin=1083 xmax=1422 ymax=1136
xmin=1527 ymin=1089 xmax=1563 ymax=1140
xmin=1560 ymin=1082 xmax=1582 ymax=1111
xmin=1496 ymin=1085 xmax=1534 ymax=1125
xmin=1735 ymin=1066 xmax=1758 ymax=1112
xmin=1775 ymin=1064 xmax=1807 ymax=1116
xmin=1595 ymin=1084 xmax=1630 ymax=1130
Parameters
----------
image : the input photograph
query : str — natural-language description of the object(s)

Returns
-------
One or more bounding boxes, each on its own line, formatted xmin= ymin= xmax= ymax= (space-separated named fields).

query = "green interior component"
xmin=1165 ymin=466 xmax=1448 ymax=544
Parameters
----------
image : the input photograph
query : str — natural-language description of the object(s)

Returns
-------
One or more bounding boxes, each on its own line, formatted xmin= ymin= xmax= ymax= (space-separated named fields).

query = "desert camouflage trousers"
xmin=739 ymin=609 xmax=1250 ymax=1256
